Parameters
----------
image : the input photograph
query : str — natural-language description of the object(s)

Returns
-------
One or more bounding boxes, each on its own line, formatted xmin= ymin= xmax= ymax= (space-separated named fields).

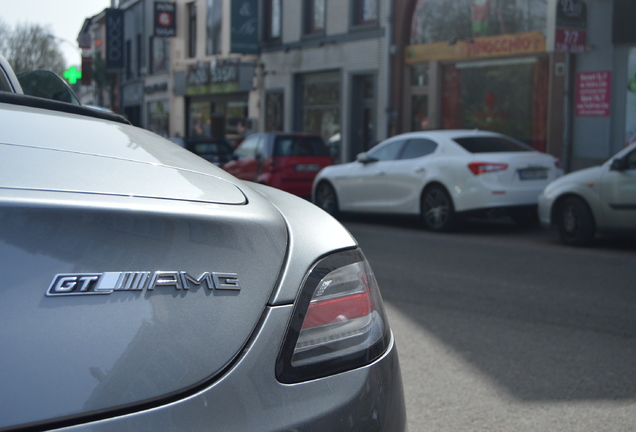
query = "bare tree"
xmin=0 ymin=19 xmax=10 ymax=55
xmin=2 ymin=20 xmax=66 ymax=76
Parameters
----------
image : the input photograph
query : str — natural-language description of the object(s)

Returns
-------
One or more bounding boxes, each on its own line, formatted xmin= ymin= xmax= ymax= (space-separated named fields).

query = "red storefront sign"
xmin=555 ymin=28 xmax=587 ymax=53
xmin=576 ymin=71 xmax=611 ymax=117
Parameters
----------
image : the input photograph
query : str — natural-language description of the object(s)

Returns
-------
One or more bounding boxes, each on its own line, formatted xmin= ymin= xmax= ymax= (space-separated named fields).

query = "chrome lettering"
xmin=46 ymin=271 xmax=241 ymax=297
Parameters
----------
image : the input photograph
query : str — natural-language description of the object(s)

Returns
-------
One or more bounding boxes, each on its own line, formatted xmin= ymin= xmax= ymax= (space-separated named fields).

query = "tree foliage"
xmin=0 ymin=19 xmax=66 ymax=76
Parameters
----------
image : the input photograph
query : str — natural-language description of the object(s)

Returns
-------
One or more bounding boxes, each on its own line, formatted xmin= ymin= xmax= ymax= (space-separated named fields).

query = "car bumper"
xmin=56 ymin=304 xmax=408 ymax=432
xmin=454 ymin=180 xmax=547 ymax=213
xmin=537 ymin=192 xmax=553 ymax=229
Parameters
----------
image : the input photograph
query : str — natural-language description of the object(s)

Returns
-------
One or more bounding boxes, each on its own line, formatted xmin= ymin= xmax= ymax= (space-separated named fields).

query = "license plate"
xmin=295 ymin=163 xmax=321 ymax=172
xmin=518 ymin=168 xmax=548 ymax=180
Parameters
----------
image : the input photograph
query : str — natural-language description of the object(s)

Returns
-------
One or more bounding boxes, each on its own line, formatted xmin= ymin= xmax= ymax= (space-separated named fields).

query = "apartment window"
xmin=206 ymin=0 xmax=222 ymax=55
xmin=353 ymin=0 xmax=378 ymax=25
xmin=149 ymin=37 xmax=169 ymax=74
xmin=304 ymin=0 xmax=325 ymax=34
xmin=188 ymin=2 xmax=197 ymax=58
xmin=126 ymin=40 xmax=132 ymax=79
xmin=136 ymin=34 xmax=142 ymax=76
xmin=264 ymin=0 xmax=281 ymax=41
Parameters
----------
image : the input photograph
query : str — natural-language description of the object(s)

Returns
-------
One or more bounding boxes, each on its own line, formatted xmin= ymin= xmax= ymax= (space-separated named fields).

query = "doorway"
xmin=350 ymin=74 xmax=376 ymax=161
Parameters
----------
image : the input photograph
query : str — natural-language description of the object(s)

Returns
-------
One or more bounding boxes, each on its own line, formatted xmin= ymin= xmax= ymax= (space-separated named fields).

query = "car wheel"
xmin=315 ymin=181 xmax=339 ymax=217
xmin=555 ymin=196 xmax=595 ymax=246
xmin=421 ymin=185 xmax=457 ymax=232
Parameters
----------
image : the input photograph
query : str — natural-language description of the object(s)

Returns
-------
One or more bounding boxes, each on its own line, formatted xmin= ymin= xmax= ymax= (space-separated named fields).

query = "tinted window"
xmin=236 ymin=135 xmax=260 ymax=158
xmin=274 ymin=136 xmax=328 ymax=157
xmin=368 ymin=140 xmax=405 ymax=161
xmin=626 ymin=150 xmax=636 ymax=170
xmin=453 ymin=136 xmax=531 ymax=153
xmin=400 ymin=138 xmax=437 ymax=159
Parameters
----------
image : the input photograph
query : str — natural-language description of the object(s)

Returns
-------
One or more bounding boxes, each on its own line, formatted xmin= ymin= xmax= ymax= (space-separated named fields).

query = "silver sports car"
xmin=0 ymin=90 xmax=406 ymax=429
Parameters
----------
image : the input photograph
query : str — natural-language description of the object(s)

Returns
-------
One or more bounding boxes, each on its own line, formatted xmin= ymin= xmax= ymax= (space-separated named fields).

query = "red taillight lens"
xmin=468 ymin=162 xmax=508 ymax=175
xmin=276 ymin=249 xmax=391 ymax=383
xmin=302 ymin=291 xmax=373 ymax=329
xmin=554 ymin=159 xmax=563 ymax=169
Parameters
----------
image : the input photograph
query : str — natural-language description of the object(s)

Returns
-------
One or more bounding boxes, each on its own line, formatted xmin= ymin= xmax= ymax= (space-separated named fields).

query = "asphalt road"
xmin=342 ymin=215 xmax=636 ymax=432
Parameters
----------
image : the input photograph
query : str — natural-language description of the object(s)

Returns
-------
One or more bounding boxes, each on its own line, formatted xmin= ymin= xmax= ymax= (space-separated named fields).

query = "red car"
xmin=223 ymin=133 xmax=333 ymax=199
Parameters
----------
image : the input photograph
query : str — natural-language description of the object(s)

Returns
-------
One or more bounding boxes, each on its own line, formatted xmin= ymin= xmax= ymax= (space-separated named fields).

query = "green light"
xmin=63 ymin=66 xmax=82 ymax=84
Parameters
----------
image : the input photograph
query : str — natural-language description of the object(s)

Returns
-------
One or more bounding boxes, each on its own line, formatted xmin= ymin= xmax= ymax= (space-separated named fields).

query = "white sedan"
xmin=313 ymin=130 xmax=562 ymax=231
xmin=538 ymin=142 xmax=636 ymax=245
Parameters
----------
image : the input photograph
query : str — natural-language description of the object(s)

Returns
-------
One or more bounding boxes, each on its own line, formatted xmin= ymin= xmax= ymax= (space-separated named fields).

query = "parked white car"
xmin=313 ymin=130 xmax=562 ymax=231
xmin=538 ymin=142 xmax=636 ymax=245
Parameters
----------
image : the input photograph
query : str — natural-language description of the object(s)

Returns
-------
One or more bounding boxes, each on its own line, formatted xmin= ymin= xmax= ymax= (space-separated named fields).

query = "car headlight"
xmin=276 ymin=248 xmax=391 ymax=383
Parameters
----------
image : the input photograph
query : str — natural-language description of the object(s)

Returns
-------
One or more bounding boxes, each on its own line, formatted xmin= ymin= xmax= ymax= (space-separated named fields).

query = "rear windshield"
xmin=274 ymin=136 xmax=329 ymax=157
xmin=453 ymin=136 xmax=531 ymax=153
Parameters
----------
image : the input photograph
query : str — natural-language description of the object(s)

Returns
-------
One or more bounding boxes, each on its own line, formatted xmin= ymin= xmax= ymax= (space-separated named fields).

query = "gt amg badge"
xmin=46 ymin=271 xmax=241 ymax=296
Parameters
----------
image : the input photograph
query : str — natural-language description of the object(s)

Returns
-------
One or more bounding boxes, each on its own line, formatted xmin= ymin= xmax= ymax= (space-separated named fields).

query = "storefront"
xmin=403 ymin=0 xmax=555 ymax=152
xmin=184 ymin=61 xmax=256 ymax=144
xmin=145 ymin=80 xmax=170 ymax=138
xmin=122 ymin=81 xmax=143 ymax=127
xmin=294 ymin=70 xmax=341 ymax=144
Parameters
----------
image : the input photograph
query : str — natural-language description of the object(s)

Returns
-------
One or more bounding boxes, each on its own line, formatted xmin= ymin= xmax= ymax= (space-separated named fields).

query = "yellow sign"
xmin=405 ymin=31 xmax=546 ymax=64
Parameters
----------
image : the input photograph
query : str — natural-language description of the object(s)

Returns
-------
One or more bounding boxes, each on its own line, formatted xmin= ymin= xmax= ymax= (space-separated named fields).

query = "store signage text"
xmin=576 ymin=71 xmax=611 ymax=117
xmin=155 ymin=2 xmax=176 ymax=37
xmin=405 ymin=32 xmax=545 ymax=64
xmin=186 ymin=62 xmax=240 ymax=95
xmin=105 ymin=8 xmax=124 ymax=69
xmin=145 ymin=82 xmax=168 ymax=95
xmin=553 ymin=0 xmax=588 ymax=52
xmin=555 ymin=28 xmax=587 ymax=53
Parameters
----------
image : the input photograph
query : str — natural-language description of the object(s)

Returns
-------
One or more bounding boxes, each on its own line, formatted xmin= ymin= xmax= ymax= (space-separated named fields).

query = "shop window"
xmin=189 ymin=101 xmax=211 ymax=137
xmin=188 ymin=2 xmax=197 ymax=58
xmin=304 ymin=0 xmax=325 ymax=35
xmin=411 ymin=64 xmax=429 ymax=87
xmin=206 ymin=0 xmax=222 ymax=55
xmin=442 ymin=57 xmax=549 ymax=151
xmin=147 ymin=100 xmax=170 ymax=138
xmin=410 ymin=0 xmax=547 ymax=44
xmin=298 ymin=71 xmax=340 ymax=142
xmin=412 ymin=95 xmax=429 ymax=131
xmin=150 ymin=37 xmax=169 ymax=74
xmin=353 ymin=0 xmax=378 ymax=26
xmin=264 ymin=0 xmax=282 ymax=42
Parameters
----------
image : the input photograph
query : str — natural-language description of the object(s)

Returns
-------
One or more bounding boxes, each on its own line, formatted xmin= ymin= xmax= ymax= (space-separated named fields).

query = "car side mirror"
xmin=356 ymin=152 xmax=377 ymax=164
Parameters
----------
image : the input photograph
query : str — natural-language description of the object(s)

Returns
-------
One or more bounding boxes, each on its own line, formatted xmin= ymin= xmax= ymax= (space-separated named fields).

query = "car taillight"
xmin=554 ymin=159 xmax=563 ymax=169
xmin=468 ymin=162 xmax=508 ymax=175
xmin=276 ymin=249 xmax=391 ymax=383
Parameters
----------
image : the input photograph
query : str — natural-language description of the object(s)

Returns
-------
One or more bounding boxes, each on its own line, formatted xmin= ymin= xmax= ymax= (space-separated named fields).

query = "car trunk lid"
xmin=0 ymin=107 xmax=289 ymax=429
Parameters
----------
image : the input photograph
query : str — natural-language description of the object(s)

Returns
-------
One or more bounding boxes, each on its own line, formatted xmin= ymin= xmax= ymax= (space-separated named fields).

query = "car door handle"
xmin=415 ymin=167 xmax=426 ymax=173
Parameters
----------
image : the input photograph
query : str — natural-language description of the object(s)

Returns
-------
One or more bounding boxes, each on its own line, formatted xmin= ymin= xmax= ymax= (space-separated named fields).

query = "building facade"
xmin=77 ymin=0 xmax=633 ymax=171
xmin=169 ymin=0 xmax=260 ymax=144
xmin=391 ymin=0 xmax=636 ymax=171
xmin=259 ymin=0 xmax=392 ymax=162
